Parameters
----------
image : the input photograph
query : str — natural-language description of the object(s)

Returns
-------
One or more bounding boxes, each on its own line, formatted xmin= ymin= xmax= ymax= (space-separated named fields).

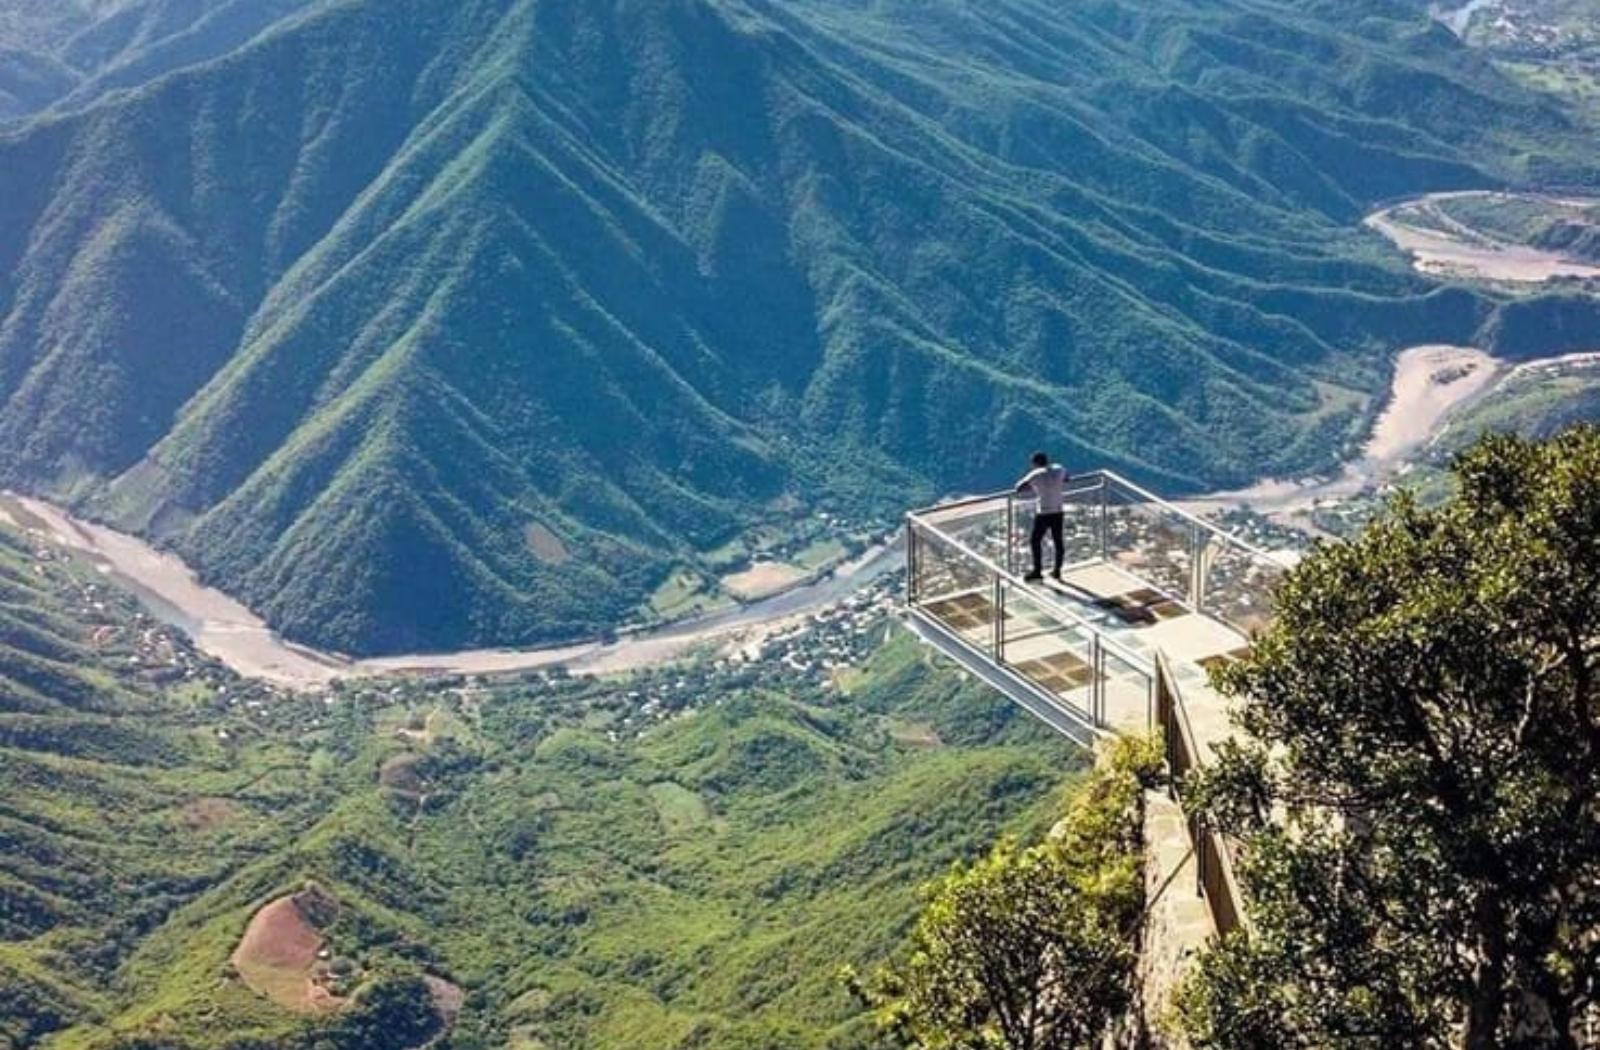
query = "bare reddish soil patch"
xmin=722 ymin=562 xmax=805 ymax=600
xmin=426 ymin=975 xmax=466 ymax=1028
xmin=379 ymin=753 xmax=426 ymax=794
xmin=523 ymin=522 xmax=571 ymax=564
xmin=231 ymin=888 xmax=344 ymax=1014
xmin=177 ymin=797 xmax=242 ymax=831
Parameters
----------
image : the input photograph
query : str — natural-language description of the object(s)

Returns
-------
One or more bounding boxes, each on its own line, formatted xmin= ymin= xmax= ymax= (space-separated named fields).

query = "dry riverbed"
xmin=0 ymin=336 xmax=1555 ymax=688
xmin=1189 ymin=189 xmax=1600 ymax=521
xmin=0 ymin=334 xmax=1478 ymax=690
xmin=1182 ymin=345 xmax=1496 ymax=519
xmin=0 ymin=493 xmax=899 ymax=690
xmin=1364 ymin=190 xmax=1600 ymax=283
xmin=7 ymin=187 xmax=1595 ymax=687
xmin=4 ymin=333 xmax=1586 ymax=690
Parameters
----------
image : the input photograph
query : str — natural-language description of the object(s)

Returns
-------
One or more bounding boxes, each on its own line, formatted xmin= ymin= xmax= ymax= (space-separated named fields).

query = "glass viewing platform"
xmin=905 ymin=470 xmax=1292 ymax=935
xmin=904 ymin=469 xmax=1288 ymax=746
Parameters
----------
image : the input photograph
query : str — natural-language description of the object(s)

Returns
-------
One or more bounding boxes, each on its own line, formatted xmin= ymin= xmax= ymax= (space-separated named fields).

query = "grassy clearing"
xmin=1502 ymin=60 xmax=1600 ymax=104
xmin=647 ymin=781 xmax=714 ymax=835
xmin=647 ymin=569 xmax=725 ymax=619
xmin=792 ymin=537 xmax=848 ymax=571
xmin=1303 ymin=379 xmax=1368 ymax=423
xmin=702 ymin=537 xmax=751 ymax=570
xmin=884 ymin=718 xmax=942 ymax=748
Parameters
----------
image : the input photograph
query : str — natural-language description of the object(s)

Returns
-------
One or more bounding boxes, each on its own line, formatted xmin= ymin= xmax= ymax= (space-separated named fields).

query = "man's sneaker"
xmin=1051 ymin=570 xmax=1063 ymax=582
xmin=1023 ymin=571 xmax=1043 ymax=582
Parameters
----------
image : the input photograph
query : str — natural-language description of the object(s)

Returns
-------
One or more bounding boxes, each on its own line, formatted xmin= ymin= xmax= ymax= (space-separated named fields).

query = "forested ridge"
xmin=0 ymin=513 xmax=1081 ymax=1049
xmin=0 ymin=0 xmax=1597 ymax=652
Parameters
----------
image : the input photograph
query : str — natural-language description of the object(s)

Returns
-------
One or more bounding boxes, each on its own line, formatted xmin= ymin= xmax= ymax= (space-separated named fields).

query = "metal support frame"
xmin=905 ymin=517 xmax=919 ymax=604
xmin=992 ymin=575 xmax=1005 ymax=664
xmin=906 ymin=608 xmax=1100 ymax=747
xmin=1004 ymin=495 xmax=1017 ymax=578
xmin=1098 ymin=475 xmax=1109 ymax=563
xmin=1090 ymin=634 xmax=1104 ymax=725
xmin=1189 ymin=522 xmax=1203 ymax=612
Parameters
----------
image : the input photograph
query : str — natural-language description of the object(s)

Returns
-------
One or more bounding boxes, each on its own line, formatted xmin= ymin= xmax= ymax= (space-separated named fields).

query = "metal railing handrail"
xmin=913 ymin=470 xmax=1284 ymax=572
xmin=1092 ymin=469 xmax=1283 ymax=567
xmin=1155 ymin=652 xmax=1252 ymax=938
xmin=1155 ymin=652 xmax=1203 ymax=759
xmin=912 ymin=475 xmax=1105 ymax=518
xmin=903 ymin=517 xmax=1153 ymax=671
xmin=907 ymin=473 xmax=1273 ymax=940
xmin=911 ymin=491 xmax=1021 ymax=516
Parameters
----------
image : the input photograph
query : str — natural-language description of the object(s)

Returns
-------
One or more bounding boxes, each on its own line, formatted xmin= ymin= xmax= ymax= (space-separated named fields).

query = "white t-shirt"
xmin=1017 ymin=464 xmax=1069 ymax=513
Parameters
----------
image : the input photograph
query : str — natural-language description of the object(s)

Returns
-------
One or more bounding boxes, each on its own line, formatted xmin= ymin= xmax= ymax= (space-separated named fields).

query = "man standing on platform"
xmin=1016 ymin=451 xmax=1070 ymax=582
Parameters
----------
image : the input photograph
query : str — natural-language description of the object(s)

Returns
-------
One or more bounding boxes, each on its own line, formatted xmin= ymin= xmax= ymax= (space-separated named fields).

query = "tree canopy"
xmin=1179 ymin=428 xmax=1600 ymax=1050
xmin=859 ymin=736 xmax=1160 ymax=1050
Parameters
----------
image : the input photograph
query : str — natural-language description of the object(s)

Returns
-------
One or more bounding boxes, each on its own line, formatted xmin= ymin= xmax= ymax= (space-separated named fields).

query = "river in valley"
xmin=0 ymin=341 xmax=1512 ymax=690
xmin=0 ymin=493 xmax=902 ymax=688
xmin=1364 ymin=190 xmax=1600 ymax=283
xmin=6 ymin=190 xmax=1595 ymax=688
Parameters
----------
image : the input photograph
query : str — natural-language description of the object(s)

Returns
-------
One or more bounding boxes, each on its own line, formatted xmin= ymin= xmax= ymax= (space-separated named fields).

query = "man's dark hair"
xmin=1031 ymin=451 xmax=1049 ymax=468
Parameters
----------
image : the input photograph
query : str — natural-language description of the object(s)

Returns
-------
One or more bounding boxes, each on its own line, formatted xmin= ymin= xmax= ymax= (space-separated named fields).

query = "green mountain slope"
xmin=0 ymin=0 xmax=1597 ymax=653
xmin=0 ymin=0 xmax=326 ymax=122
xmin=0 ymin=519 xmax=1079 ymax=1049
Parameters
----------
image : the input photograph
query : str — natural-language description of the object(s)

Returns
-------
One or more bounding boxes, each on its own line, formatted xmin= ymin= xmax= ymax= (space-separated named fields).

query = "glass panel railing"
xmin=1098 ymin=472 xmax=1288 ymax=634
xmin=915 ymin=496 xmax=1014 ymax=575
xmin=1097 ymin=639 xmax=1155 ymax=734
xmin=1103 ymin=482 xmax=1196 ymax=603
xmin=907 ymin=469 xmax=1290 ymax=737
xmin=997 ymin=578 xmax=1099 ymax=726
xmin=908 ymin=521 xmax=999 ymax=654
xmin=909 ymin=478 xmax=1272 ymax=935
xmin=1199 ymin=540 xmax=1284 ymax=636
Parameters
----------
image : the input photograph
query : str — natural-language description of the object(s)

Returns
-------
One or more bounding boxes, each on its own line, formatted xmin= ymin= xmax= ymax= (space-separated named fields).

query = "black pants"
xmin=1029 ymin=511 xmax=1064 ymax=577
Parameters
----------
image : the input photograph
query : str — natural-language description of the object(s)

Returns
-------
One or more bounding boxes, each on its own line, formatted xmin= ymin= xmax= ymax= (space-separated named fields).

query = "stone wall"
xmin=1138 ymin=789 xmax=1213 ymax=1049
